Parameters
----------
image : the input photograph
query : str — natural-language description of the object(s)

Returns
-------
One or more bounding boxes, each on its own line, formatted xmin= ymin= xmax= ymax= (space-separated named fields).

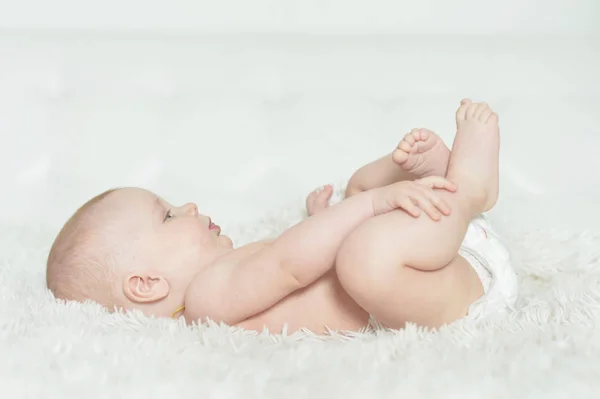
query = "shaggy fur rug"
xmin=2 ymin=188 xmax=600 ymax=398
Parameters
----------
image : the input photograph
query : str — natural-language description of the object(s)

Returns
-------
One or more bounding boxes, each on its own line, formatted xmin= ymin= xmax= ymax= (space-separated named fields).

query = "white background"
xmin=1 ymin=0 xmax=599 ymax=34
xmin=0 ymin=0 xmax=598 ymax=233
xmin=1 ymin=2 xmax=600 ymax=398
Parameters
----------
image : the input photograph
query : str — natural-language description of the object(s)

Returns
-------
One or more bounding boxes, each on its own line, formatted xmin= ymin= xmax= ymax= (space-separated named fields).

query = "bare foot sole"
xmin=446 ymin=99 xmax=500 ymax=213
xmin=391 ymin=128 xmax=451 ymax=178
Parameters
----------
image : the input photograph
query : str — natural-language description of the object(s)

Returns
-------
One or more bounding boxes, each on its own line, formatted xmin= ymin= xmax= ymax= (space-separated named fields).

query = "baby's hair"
xmin=46 ymin=188 xmax=119 ymax=307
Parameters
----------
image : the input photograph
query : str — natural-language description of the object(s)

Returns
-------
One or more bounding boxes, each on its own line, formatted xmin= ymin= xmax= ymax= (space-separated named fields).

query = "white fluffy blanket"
xmin=1 ymin=31 xmax=600 ymax=398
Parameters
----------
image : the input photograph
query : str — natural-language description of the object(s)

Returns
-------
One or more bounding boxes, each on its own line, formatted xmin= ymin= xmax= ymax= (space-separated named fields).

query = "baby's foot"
xmin=446 ymin=99 xmax=500 ymax=213
xmin=391 ymin=128 xmax=450 ymax=178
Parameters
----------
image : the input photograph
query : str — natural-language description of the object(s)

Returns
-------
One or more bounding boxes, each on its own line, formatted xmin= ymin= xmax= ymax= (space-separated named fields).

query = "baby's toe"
xmin=409 ymin=128 xmax=422 ymax=141
xmin=418 ymin=128 xmax=431 ymax=140
xmin=466 ymin=102 xmax=479 ymax=120
xmin=404 ymin=132 xmax=417 ymax=145
xmin=392 ymin=147 xmax=410 ymax=165
xmin=456 ymin=99 xmax=472 ymax=121
xmin=398 ymin=140 xmax=413 ymax=153
xmin=473 ymin=103 xmax=489 ymax=119
xmin=480 ymin=107 xmax=493 ymax=123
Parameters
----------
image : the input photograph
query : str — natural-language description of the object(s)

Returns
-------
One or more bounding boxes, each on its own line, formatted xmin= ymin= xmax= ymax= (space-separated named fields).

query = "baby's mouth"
xmin=209 ymin=221 xmax=221 ymax=235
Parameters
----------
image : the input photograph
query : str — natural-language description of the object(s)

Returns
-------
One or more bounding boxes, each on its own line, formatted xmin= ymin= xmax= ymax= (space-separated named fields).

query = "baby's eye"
xmin=164 ymin=209 xmax=174 ymax=222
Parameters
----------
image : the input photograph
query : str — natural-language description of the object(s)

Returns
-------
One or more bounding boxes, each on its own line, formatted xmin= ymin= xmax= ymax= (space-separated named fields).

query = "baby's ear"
xmin=122 ymin=272 xmax=170 ymax=303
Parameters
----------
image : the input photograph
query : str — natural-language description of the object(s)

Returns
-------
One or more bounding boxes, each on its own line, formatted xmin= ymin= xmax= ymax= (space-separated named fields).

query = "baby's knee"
xmin=344 ymin=181 xmax=364 ymax=198
xmin=335 ymin=227 xmax=378 ymax=305
xmin=337 ymin=219 xmax=379 ymax=272
xmin=336 ymin=216 xmax=405 ymax=291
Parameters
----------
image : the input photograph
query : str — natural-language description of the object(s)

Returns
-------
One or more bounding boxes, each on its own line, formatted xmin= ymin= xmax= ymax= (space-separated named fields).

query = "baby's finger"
xmin=417 ymin=176 xmax=458 ymax=192
xmin=410 ymin=193 xmax=442 ymax=221
xmin=306 ymin=191 xmax=316 ymax=206
xmin=320 ymin=184 xmax=334 ymax=199
xmin=427 ymin=177 xmax=457 ymax=191
xmin=399 ymin=197 xmax=422 ymax=218
xmin=417 ymin=187 xmax=452 ymax=216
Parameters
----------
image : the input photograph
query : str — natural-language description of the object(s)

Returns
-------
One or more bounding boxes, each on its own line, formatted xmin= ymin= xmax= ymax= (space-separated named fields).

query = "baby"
xmin=46 ymin=99 xmax=518 ymax=334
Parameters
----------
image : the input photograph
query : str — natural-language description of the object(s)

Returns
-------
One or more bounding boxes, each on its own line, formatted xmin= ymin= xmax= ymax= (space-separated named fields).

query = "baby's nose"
xmin=181 ymin=203 xmax=198 ymax=216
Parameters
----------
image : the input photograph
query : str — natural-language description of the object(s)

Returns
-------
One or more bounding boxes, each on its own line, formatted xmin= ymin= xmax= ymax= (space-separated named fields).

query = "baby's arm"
xmin=183 ymin=191 xmax=377 ymax=325
xmin=346 ymin=153 xmax=410 ymax=197
xmin=184 ymin=177 xmax=456 ymax=326
xmin=277 ymin=176 xmax=456 ymax=288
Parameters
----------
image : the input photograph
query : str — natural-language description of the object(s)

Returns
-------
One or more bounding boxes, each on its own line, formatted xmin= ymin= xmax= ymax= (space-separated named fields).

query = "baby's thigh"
xmin=373 ymin=256 xmax=483 ymax=329
xmin=336 ymin=222 xmax=483 ymax=329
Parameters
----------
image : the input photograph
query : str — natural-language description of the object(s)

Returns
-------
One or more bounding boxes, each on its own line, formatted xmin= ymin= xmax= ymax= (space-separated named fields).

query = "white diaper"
xmin=459 ymin=215 xmax=519 ymax=320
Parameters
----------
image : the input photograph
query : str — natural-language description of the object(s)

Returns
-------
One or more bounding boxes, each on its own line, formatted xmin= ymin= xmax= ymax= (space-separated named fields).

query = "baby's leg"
xmin=336 ymin=100 xmax=499 ymax=328
xmin=345 ymin=129 xmax=450 ymax=197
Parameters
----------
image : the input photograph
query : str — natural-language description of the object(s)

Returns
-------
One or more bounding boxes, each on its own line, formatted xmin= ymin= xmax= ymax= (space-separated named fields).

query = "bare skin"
xmin=241 ymin=130 xmax=456 ymax=333
xmin=184 ymin=175 xmax=456 ymax=332
xmin=345 ymin=128 xmax=450 ymax=197
xmin=308 ymin=128 xmax=450 ymax=215
xmin=392 ymin=128 xmax=450 ymax=179
xmin=335 ymin=99 xmax=498 ymax=328
xmin=251 ymin=127 xmax=454 ymax=333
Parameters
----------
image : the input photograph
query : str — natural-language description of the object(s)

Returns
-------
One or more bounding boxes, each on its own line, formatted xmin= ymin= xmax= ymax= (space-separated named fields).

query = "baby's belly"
xmin=236 ymin=270 xmax=369 ymax=334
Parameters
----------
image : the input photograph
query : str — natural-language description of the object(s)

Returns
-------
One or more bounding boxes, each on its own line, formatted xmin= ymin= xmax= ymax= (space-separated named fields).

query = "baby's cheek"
xmin=186 ymin=228 xmax=209 ymax=245
xmin=182 ymin=243 xmax=205 ymax=266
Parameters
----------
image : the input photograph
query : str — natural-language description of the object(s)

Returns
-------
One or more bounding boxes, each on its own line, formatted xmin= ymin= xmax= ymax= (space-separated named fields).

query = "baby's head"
xmin=46 ymin=187 xmax=233 ymax=317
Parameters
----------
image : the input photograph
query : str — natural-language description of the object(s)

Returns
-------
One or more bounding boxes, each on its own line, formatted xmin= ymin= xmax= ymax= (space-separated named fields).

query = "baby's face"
xmin=101 ymin=187 xmax=233 ymax=284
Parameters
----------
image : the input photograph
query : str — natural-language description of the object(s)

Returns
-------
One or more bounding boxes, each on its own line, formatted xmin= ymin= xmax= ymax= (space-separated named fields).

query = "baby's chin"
xmin=218 ymin=235 xmax=234 ymax=248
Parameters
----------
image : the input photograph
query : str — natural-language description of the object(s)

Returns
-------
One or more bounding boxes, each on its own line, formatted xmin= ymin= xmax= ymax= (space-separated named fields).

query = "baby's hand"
xmin=306 ymin=185 xmax=334 ymax=216
xmin=372 ymin=176 xmax=457 ymax=221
